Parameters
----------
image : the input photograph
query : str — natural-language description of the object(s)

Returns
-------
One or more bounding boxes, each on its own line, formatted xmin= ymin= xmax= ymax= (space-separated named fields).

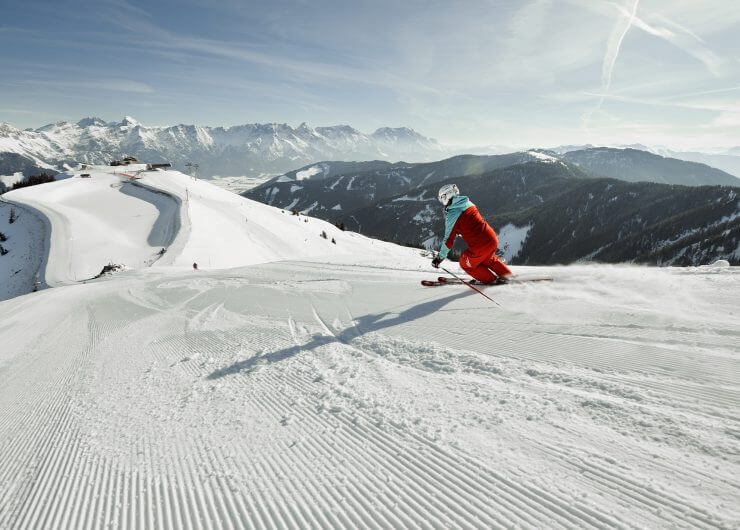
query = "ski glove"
xmin=431 ymin=255 xmax=443 ymax=268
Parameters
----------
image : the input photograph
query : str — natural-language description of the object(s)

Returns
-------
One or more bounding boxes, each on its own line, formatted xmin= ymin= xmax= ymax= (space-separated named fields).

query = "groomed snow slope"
xmin=0 ymin=259 xmax=738 ymax=529
xmin=5 ymin=171 xmax=177 ymax=285
xmin=3 ymin=166 xmax=404 ymax=288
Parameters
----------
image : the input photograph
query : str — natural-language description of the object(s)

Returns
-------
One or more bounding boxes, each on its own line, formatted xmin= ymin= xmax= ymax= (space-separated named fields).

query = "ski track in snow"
xmin=1 ymin=260 xmax=738 ymax=529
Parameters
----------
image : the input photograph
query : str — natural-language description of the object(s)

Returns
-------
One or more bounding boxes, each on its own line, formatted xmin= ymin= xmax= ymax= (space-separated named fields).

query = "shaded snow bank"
xmin=0 ymin=200 xmax=45 ymax=300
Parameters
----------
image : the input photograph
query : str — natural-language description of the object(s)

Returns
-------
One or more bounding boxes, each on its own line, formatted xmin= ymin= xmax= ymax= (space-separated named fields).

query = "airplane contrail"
xmin=582 ymin=0 xmax=640 ymax=136
xmin=603 ymin=0 xmax=640 ymax=92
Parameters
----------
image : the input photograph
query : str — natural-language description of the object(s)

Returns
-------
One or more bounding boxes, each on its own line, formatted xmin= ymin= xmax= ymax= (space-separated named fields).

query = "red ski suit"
xmin=440 ymin=198 xmax=511 ymax=283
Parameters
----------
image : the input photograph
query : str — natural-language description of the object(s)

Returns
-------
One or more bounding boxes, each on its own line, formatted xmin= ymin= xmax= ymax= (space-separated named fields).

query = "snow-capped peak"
xmin=315 ymin=124 xmax=362 ymax=137
xmin=76 ymin=117 xmax=107 ymax=128
xmin=0 ymin=122 xmax=19 ymax=134
xmin=371 ymin=127 xmax=442 ymax=151
xmin=118 ymin=116 xmax=140 ymax=127
xmin=0 ymin=116 xmax=449 ymax=176
xmin=372 ymin=126 xmax=424 ymax=141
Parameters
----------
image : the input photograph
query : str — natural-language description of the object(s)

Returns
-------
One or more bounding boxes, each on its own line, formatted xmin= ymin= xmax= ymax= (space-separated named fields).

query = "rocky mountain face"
xmin=248 ymin=156 xmax=739 ymax=266
xmin=0 ymin=117 xmax=447 ymax=177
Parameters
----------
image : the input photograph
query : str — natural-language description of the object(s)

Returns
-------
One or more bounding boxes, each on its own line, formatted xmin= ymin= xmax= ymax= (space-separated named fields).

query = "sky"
xmin=0 ymin=0 xmax=739 ymax=149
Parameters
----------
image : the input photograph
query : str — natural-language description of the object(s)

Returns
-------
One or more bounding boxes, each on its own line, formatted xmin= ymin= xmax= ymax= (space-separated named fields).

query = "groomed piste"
xmin=0 ymin=166 xmax=738 ymax=529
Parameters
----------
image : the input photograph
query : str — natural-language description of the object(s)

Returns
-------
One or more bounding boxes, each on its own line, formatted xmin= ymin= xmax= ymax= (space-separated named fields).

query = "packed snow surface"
xmin=0 ymin=166 xmax=738 ymax=529
xmin=2 ymin=165 xmax=392 ymax=289
xmin=6 ymin=170 xmax=177 ymax=284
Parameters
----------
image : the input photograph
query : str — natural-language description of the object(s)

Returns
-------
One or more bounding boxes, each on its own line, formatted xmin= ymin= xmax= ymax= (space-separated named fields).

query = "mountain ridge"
xmin=345 ymin=165 xmax=740 ymax=266
xmin=562 ymin=147 xmax=740 ymax=186
xmin=246 ymin=156 xmax=739 ymax=266
xmin=4 ymin=116 xmax=740 ymax=182
xmin=0 ymin=117 xmax=446 ymax=178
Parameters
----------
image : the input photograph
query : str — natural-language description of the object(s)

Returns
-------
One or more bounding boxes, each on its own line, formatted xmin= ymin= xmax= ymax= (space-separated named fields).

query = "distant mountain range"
xmin=652 ymin=150 xmax=740 ymax=179
xmin=347 ymin=164 xmax=739 ymax=266
xmin=2 ymin=117 xmax=740 ymax=182
xmin=246 ymin=149 xmax=738 ymax=218
xmin=245 ymin=153 xmax=740 ymax=266
xmin=561 ymin=147 xmax=739 ymax=186
xmin=551 ymin=143 xmax=740 ymax=178
xmin=2 ymin=117 xmax=738 ymax=267
xmin=0 ymin=117 xmax=446 ymax=178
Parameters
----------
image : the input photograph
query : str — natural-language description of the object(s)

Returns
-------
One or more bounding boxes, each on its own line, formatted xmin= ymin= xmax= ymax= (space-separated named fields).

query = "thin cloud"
xmin=603 ymin=0 xmax=640 ymax=92
xmin=579 ymin=0 xmax=731 ymax=135
xmin=2 ymin=79 xmax=154 ymax=94
xmin=1 ymin=0 xmax=737 ymax=146
xmin=83 ymin=80 xmax=154 ymax=93
xmin=604 ymin=1 xmax=728 ymax=76
xmin=582 ymin=91 xmax=740 ymax=113
xmin=642 ymin=15 xmax=727 ymax=77
xmin=608 ymin=2 xmax=671 ymax=39
xmin=0 ymin=108 xmax=38 ymax=114
xmin=707 ymin=111 xmax=740 ymax=128
xmin=652 ymin=13 xmax=705 ymax=43
xmin=663 ymin=86 xmax=740 ymax=100
xmin=96 ymin=0 xmax=447 ymax=98
xmin=582 ymin=0 xmax=640 ymax=136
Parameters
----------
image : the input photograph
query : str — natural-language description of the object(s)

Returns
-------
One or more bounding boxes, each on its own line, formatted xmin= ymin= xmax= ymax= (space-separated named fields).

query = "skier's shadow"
xmin=207 ymin=290 xmax=469 ymax=379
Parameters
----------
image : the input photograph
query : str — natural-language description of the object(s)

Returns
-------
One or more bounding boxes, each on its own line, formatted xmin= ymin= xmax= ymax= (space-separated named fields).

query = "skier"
xmin=431 ymin=184 xmax=513 ymax=284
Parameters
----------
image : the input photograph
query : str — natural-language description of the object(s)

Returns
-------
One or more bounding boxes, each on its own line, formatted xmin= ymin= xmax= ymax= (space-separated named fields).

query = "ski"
xmin=441 ymin=276 xmax=553 ymax=284
xmin=421 ymin=277 xmax=482 ymax=287
xmin=421 ymin=276 xmax=552 ymax=287
xmin=421 ymin=279 xmax=448 ymax=286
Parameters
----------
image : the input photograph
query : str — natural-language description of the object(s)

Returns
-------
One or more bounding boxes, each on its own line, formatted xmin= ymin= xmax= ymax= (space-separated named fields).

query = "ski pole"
xmin=441 ymin=266 xmax=500 ymax=306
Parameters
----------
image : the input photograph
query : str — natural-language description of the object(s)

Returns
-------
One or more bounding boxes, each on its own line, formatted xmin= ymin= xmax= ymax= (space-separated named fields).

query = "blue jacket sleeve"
xmin=438 ymin=208 xmax=464 ymax=259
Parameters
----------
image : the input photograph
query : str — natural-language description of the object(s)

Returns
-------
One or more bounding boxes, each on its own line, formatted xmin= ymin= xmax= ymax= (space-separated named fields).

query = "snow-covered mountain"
xmin=654 ymin=149 xmax=740 ymax=179
xmin=244 ymin=153 xmax=739 ymax=266
xmin=562 ymin=147 xmax=740 ymax=186
xmin=552 ymin=143 xmax=740 ymax=179
xmin=346 ymin=163 xmax=740 ymax=266
xmin=0 ymin=152 xmax=57 ymax=182
xmin=0 ymin=117 xmax=447 ymax=178
xmin=251 ymin=149 xmax=738 ymax=219
xmin=247 ymin=152 xmax=569 ymax=217
xmin=0 ymin=163 xmax=738 ymax=528
xmin=0 ymin=164 xmax=411 ymax=300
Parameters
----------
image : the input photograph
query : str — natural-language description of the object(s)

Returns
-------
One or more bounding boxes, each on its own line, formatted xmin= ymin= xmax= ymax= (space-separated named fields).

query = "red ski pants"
xmin=459 ymin=239 xmax=512 ymax=284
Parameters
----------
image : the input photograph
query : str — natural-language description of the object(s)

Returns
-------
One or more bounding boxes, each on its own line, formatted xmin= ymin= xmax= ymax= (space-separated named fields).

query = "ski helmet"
xmin=438 ymin=183 xmax=459 ymax=206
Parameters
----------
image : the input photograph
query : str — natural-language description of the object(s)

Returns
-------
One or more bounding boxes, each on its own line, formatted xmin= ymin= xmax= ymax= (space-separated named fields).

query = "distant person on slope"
xmin=431 ymin=184 xmax=513 ymax=284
